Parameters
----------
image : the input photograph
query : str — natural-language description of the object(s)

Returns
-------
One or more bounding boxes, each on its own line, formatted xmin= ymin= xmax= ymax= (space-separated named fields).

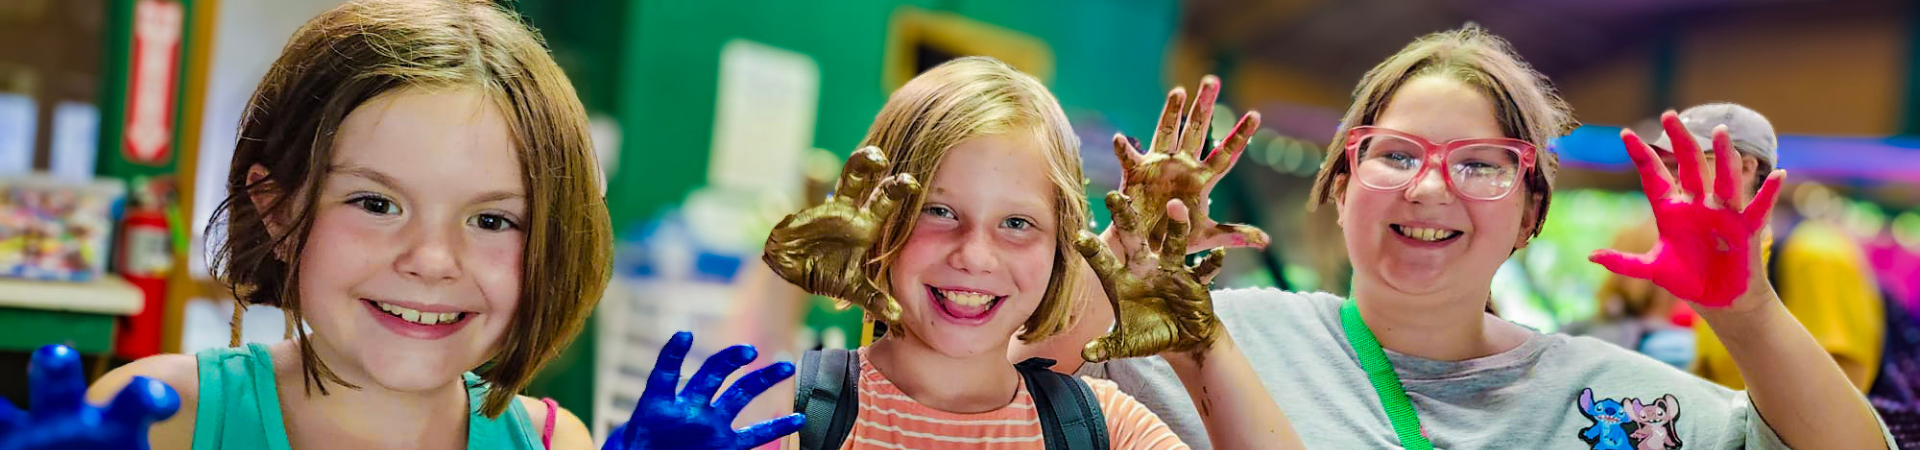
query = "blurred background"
xmin=0 ymin=0 xmax=1916 ymax=445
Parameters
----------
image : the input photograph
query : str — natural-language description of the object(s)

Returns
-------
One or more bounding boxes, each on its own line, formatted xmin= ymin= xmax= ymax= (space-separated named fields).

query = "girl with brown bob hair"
xmin=85 ymin=1 xmax=612 ymax=448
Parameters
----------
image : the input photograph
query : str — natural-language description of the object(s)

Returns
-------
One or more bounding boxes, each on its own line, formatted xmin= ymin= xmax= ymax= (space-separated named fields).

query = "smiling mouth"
xmin=366 ymin=299 xmax=471 ymax=326
xmin=928 ymin=287 xmax=1005 ymax=320
xmin=1391 ymin=224 xmax=1463 ymax=243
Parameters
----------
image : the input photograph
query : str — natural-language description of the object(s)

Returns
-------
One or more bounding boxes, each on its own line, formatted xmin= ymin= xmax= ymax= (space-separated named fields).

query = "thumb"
xmin=1081 ymin=336 xmax=1114 ymax=363
xmin=1589 ymin=249 xmax=1659 ymax=281
xmin=736 ymin=414 xmax=806 ymax=448
xmin=104 ymin=376 xmax=181 ymax=427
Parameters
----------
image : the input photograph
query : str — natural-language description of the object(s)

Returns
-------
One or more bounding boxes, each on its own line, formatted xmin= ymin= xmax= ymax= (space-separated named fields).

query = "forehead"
xmin=1374 ymin=76 xmax=1505 ymax=143
xmin=331 ymin=88 xmax=523 ymax=190
xmin=928 ymin=134 xmax=1054 ymax=205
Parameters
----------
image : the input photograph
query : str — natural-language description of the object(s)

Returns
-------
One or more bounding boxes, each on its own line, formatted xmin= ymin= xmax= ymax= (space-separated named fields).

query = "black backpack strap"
xmin=1016 ymin=357 xmax=1111 ymax=450
xmin=795 ymin=349 xmax=861 ymax=450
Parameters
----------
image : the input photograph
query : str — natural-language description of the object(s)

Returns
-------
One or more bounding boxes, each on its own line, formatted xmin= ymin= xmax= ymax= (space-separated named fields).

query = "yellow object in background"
xmin=1694 ymin=221 xmax=1885 ymax=391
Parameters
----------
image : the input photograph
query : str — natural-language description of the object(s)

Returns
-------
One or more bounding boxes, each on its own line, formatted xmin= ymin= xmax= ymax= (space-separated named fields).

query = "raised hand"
xmin=604 ymin=332 xmax=804 ymax=450
xmin=763 ymin=147 xmax=921 ymax=322
xmin=0 ymin=345 xmax=179 ymax=450
xmin=1075 ymin=192 xmax=1226 ymax=363
xmin=1589 ymin=111 xmax=1785 ymax=309
xmin=1111 ymin=75 xmax=1269 ymax=255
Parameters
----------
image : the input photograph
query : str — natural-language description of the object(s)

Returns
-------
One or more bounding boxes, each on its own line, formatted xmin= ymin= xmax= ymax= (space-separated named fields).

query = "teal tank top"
xmin=189 ymin=343 xmax=544 ymax=449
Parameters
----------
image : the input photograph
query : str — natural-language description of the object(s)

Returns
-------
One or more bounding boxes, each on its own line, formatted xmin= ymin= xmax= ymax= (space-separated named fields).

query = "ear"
xmin=1331 ymin=173 xmax=1349 ymax=225
xmin=1578 ymin=388 xmax=1594 ymax=412
xmin=1514 ymin=192 xmax=1544 ymax=250
xmin=1629 ymin=398 xmax=1643 ymax=416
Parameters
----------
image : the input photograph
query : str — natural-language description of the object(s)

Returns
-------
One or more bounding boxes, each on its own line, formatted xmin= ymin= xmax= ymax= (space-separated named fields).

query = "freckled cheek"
xmin=1001 ymin=234 xmax=1055 ymax=292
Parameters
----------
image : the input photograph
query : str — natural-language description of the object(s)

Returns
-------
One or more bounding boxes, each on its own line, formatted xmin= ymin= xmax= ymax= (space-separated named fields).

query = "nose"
xmin=394 ymin=220 xmax=463 ymax=284
xmin=1403 ymin=154 xmax=1455 ymax=204
xmin=944 ymin=226 xmax=998 ymax=275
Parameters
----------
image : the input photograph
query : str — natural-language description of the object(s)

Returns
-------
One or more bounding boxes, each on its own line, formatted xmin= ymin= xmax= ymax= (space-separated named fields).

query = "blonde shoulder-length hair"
xmin=856 ymin=56 xmax=1088 ymax=342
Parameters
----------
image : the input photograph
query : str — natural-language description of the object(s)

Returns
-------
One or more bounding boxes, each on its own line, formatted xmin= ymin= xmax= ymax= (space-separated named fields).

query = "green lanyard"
xmin=1341 ymin=299 xmax=1434 ymax=450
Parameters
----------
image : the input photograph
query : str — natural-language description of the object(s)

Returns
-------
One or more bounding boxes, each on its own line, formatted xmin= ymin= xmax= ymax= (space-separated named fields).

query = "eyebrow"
xmin=329 ymin=164 xmax=525 ymax=204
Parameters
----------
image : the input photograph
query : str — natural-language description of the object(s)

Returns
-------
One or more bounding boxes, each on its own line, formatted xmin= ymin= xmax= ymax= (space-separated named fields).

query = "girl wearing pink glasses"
xmin=1021 ymin=25 xmax=1893 ymax=449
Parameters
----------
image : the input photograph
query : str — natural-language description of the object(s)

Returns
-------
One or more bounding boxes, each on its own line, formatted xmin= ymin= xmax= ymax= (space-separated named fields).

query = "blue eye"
xmin=1003 ymin=217 xmax=1034 ymax=230
xmin=925 ymin=205 xmax=956 ymax=219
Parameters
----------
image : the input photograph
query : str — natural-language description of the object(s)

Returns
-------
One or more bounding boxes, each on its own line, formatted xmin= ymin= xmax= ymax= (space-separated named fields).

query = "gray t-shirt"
xmin=1078 ymin=288 xmax=1895 ymax=449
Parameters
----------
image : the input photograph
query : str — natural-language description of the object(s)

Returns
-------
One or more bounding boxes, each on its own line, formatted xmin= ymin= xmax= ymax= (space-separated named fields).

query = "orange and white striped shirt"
xmin=837 ymin=349 xmax=1189 ymax=450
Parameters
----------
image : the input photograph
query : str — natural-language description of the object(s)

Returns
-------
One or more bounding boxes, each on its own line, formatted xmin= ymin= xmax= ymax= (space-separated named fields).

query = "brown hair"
xmin=1307 ymin=25 xmax=1578 ymax=240
xmin=209 ymin=0 xmax=610 ymax=417
xmin=859 ymin=57 xmax=1087 ymax=342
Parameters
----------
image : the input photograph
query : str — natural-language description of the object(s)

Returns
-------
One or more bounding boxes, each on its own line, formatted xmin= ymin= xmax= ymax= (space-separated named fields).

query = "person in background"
xmin=1565 ymin=219 xmax=1698 ymax=369
xmin=1650 ymin=103 xmax=1886 ymax=392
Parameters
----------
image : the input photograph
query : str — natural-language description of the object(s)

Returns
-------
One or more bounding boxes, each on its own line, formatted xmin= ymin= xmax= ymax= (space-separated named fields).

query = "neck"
xmin=272 ymin=339 xmax=470 ymax=450
xmin=1350 ymin=282 xmax=1527 ymax=362
xmin=866 ymin=329 xmax=1022 ymax=414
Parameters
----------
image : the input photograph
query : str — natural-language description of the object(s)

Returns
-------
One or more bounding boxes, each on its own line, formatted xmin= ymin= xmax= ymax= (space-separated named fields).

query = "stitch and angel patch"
xmin=1575 ymin=387 xmax=1683 ymax=450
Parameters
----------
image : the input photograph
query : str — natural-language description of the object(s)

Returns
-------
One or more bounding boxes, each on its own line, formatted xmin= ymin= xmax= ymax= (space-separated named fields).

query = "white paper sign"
xmin=708 ymin=39 xmax=820 ymax=195
xmin=0 ymin=94 xmax=35 ymax=175
xmin=50 ymin=102 xmax=99 ymax=182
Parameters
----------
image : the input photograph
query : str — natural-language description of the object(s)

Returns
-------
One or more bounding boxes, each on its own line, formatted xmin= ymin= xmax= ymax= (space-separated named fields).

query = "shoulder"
xmin=1547 ymin=333 xmax=1742 ymax=401
xmin=1080 ymin=377 xmax=1188 ymax=449
xmin=518 ymin=396 xmax=592 ymax=450
xmin=1212 ymin=288 xmax=1345 ymax=352
xmin=91 ymin=353 xmax=200 ymax=403
xmin=1212 ymin=288 xmax=1341 ymax=320
xmin=1081 ymin=377 xmax=1152 ymax=417
xmin=89 ymin=353 xmax=201 ymax=450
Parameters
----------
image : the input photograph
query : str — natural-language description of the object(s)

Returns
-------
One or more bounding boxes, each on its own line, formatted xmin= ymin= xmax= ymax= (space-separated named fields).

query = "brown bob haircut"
xmin=209 ymin=0 xmax=611 ymax=417
xmin=1307 ymin=25 xmax=1578 ymax=241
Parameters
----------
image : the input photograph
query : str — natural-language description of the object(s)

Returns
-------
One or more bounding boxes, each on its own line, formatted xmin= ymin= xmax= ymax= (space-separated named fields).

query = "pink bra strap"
xmin=540 ymin=397 xmax=559 ymax=449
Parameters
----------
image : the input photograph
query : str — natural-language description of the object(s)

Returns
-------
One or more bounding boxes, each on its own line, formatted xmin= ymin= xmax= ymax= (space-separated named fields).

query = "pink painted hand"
xmin=1588 ymin=111 xmax=1784 ymax=309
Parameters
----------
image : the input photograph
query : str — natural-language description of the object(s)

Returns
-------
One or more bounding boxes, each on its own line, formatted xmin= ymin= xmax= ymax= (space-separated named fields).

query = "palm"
xmin=0 ymin=345 xmax=178 ymax=450
xmin=763 ymin=146 xmax=919 ymax=322
xmin=1113 ymin=75 xmax=1268 ymax=253
xmin=1590 ymin=111 xmax=1782 ymax=309
xmin=1076 ymin=191 xmax=1225 ymax=362
xmin=607 ymin=332 xmax=804 ymax=450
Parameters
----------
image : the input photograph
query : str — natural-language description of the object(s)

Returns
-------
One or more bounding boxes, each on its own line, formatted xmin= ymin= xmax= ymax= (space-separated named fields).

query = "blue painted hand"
xmin=602 ymin=332 xmax=804 ymax=450
xmin=0 ymin=344 xmax=179 ymax=450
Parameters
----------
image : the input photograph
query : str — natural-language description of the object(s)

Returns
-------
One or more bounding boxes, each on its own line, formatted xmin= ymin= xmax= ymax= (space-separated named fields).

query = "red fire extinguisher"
xmin=116 ymin=177 xmax=174 ymax=360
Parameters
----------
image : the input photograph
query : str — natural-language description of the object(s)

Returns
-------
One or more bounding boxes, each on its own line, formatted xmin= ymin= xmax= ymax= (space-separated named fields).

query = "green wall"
xmin=524 ymin=0 xmax=1182 ymax=428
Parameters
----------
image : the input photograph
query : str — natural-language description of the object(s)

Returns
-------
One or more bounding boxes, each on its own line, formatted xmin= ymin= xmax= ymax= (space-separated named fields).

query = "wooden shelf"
xmin=0 ymin=276 xmax=144 ymax=316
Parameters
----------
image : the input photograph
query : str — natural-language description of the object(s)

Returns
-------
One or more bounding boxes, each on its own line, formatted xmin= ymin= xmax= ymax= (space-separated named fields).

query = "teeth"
xmin=1399 ymin=226 xmax=1456 ymax=242
xmin=373 ymin=301 xmax=463 ymax=326
xmin=939 ymin=290 xmax=995 ymax=307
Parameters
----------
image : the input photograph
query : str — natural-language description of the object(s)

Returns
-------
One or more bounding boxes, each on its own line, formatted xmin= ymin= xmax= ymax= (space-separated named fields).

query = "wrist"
xmin=1696 ymin=287 xmax=1786 ymax=341
xmin=1163 ymin=323 xmax=1231 ymax=370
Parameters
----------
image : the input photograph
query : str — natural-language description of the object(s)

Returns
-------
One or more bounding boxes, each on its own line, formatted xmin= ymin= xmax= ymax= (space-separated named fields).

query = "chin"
xmin=356 ymin=348 xmax=485 ymax=392
xmin=918 ymin=327 xmax=1018 ymax=359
